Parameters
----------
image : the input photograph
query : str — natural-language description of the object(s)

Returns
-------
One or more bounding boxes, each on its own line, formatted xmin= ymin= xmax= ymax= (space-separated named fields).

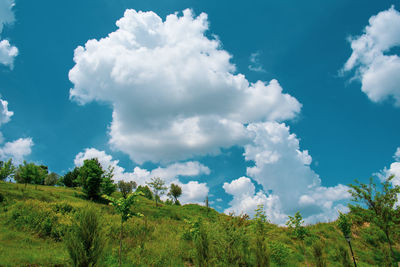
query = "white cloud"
xmin=0 ymin=40 xmax=18 ymax=68
xmin=74 ymin=148 xmax=210 ymax=204
xmin=69 ymin=9 xmax=301 ymax=164
xmin=0 ymin=97 xmax=33 ymax=164
xmin=0 ymin=0 xmax=17 ymax=68
xmin=248 ymin=51 xmax=265 ymax=73
xmin=223 ymin=122 xmax=350 ymax=224
xmin=0 ymin=98 xmax=13 ymax=126
xmin=342 ymin=6 xmax=400 ymax=106
xmin=0 ymin=137 xmax=33 ymax=164
xmin=378 ymin=147 xmax=400 ymax=187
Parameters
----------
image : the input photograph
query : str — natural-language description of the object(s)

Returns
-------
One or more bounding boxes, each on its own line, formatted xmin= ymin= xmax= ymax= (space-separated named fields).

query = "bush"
xmin=269 ymin=241 xmax=291 ymax=266
xmin=312 ymin=241 xmax=327 ymax=267
xmin=65 ymin=206 xmax=106 ymax=267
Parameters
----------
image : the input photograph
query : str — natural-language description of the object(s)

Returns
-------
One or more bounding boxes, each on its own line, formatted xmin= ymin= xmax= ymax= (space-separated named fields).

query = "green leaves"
xmin=286 ymin=211 xmax=308 ymax=241
xmin=104 ymin=191 xmax=143 ymax=222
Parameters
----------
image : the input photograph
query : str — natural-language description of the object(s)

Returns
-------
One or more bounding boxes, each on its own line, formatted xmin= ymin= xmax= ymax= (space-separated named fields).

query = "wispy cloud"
xmin=248 ymin=51 xmax=266 ymax=72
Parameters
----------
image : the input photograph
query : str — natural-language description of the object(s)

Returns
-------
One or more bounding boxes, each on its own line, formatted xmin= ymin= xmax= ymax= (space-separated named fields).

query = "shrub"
xmin=269 ymin=241 xmax=291 ymax=266
xmin=65 ymin=206 xmax=106 ymax=267
xmin=312 ymin=241 xmax=327 ymax=267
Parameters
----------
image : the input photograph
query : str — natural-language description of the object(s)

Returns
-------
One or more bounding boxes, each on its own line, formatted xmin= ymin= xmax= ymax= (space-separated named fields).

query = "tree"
xmin=348 ymin=175 xmax=400 ymax=263
xmin=14 ymin=161 xmax=47 ymax=188
xmin=118 ymin=180 xmax=137 ymax=198
xmin=78 ymin=158 xmax=104 ymax=200
xmin=286 ymin=211 xmax=308 ymax=265
xmin=61 ymin=167 xmax=80 ymax=187
xmin=0 ymin=159 xmax=16 ymax=181
xmin=101 ymin=166 xmax=116 ymax=196
xmin=65 ymin=206 xmax=105 ymax=267
xmin=136 ymin=185 xmax=153 ymax=200
xmin=44 ymin=172 xmax=59 ymax=186
xmin=147 ymin=177 xmax=167 ymax=207
xmin=337 ymin=212 xmax=357 ymax=267
xmin=253 ymin=205 xmax=270 ymax=267
xmin=168 ymin=183 xmax=182 ymax=205
xmin=104 ymin=192 xmax=143 ymax=267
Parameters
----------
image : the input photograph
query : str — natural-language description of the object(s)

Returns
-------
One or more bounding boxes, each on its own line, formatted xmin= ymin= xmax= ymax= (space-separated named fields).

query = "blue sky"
xmin=1 ymin=0 xmax=400 ymax=223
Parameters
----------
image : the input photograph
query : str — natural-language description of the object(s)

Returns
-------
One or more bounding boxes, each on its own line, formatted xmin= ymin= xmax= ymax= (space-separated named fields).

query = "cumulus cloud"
xmin=0 ymin=137 xmax=33 ymax=164
xmin=0 ymin=98 xmax=33 ymax=164
xmin=0 ymin=40 xmax=18 ymax=68
xmin=0 ymin=98 xmax=13 ymax=126
xmin=342 ymin=6 xmax=400 ymax=106
xmin=378 ymin=147 xmax=400 ymax=187
xmin=0 ymin=0 xmax=17 ymax=68
xmin=74 ymin=148 xmax=210 ymax=204
xmin=224 ymin=122 xmax=350 ymax=224
xmin=69 ymin=9 xmax=301 ymax=163
xmin=248 ymin=51 xmax=266 ymax=72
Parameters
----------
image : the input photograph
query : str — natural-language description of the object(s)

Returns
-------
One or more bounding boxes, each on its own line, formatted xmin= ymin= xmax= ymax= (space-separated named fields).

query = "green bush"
xmin=65 ymin=206 xmax=106 ymax=267
xmin=269 ymin=241 xmax=291 ymax=266
xmin=312 ymin=241 xmax=327 ymax=267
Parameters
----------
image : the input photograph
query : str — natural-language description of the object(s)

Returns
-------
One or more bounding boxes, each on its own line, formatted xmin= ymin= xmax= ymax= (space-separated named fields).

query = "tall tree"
xmin=136 ymin=185 xmax=153 ymax=200
xmin=14 ymin=161 xmax=47 ymax=188
xmin=168 ymin=183 xmax=182 ymax=205
xmin=0 ymin=159 xmax=15 ymax=181
xmin=78 ymin=158 xmax=104 ymax=200
xmin=147 ymin=177 xmax=167 ymax=207
xmin=348 ymin=175 xmax=400 ymax=262
xmin=61 ymin=167 xmax=80 ymax=187
xmin=101 ymin=166 xmax=116 ymax=196
xmin=117 ymin=180 xmax=137 ymax=198
xmin=44 ymin=172 xmax=59 ymax=186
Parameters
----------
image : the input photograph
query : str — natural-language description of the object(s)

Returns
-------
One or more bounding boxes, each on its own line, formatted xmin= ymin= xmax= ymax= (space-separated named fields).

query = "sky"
xmin=0 ymin=0 xmax=400 ymax=224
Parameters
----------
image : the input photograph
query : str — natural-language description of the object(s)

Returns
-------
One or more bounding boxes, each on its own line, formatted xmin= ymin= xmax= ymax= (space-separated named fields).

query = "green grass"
xmin=0 ymin=181 xmax=399 ymax=266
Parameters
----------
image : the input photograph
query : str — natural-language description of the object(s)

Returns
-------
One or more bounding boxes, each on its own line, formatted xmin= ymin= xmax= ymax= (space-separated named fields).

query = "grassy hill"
xmin=0 ymin=181 xmax=399 ymax=266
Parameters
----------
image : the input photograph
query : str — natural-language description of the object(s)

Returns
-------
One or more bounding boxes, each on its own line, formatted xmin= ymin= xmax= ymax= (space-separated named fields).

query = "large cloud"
xmin=74 ymin=148 xmax=210 ymax=204
xmin=224 ymin=122 xmax=350 ymax=224
xmin=69 ymin=9 xmax=301 ymax=163
xmin=0 ymin=0 xmax=17 ymax=68
xmin=342 ymin=6 xmax=400 ymax=106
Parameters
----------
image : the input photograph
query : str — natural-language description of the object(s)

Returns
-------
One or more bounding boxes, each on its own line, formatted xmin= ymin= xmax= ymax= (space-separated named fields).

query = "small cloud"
xmin=248 ymin=51 xmax=266 ymax=73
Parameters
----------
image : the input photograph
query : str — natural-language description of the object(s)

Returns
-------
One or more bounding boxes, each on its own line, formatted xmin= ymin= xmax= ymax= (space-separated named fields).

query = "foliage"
xmin=337 ymin=245 xmax=352 ymax=267
xmin=65 ymin=206 xmax=105 ymax=267
xmin=337 ymin=212 xmax=352 ymax=239
xmin=61 ymin=167 xmax=80 ymax=187
xmin=147 ymin=177 xmax=167 ymax=207
xmin=14 ymin=161 xmax=47 ymax=187
xmin=101 ymin=166 xmax=116 ymax=196
xmin=136 ymin=185 xmax=153 ymax=200
xmin=269 ymin=241 xmax=291 ymax=266
xmin=117 ymin=180 xmax=137 ymax=198
xmin=312 ymin=241 xmax=327 ymax=267
xmin=78 ymin=158 xmax=104 ymax=200
xmin=253 ymin=205 xmax=270 ymax=267
xmin=168 ymin=183 xmax=182 ymax=205
xmin=286 ymin=211 xmax=308 ymax=241
xmin=348 ymin=175 xmax=400 ymax=261
xmin=44 ymin=172 xmax=59 ymax=186
xmin=0 ymin=159 xmax=16 ymax=181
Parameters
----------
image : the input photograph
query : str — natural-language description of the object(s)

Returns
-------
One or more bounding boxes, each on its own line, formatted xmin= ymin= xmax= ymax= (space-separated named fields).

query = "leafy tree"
xmin=65 ymin=206 xmax=105 ymax=267
xmin=118 ymin=180 xmax=137 ymax=198
xmin=348 ymin=175 xmax=400 ymax=262
xmin=78 ymin=159 xmax=104 ymax=200
xmin=136 ymin=185 xmax=153 ymax=200
xmin=104 ymin=192 xmax=143 ymax=267
xmin=147 ymin=177 xmax=167 ymax=207
xmin=44 ymin=172 xmax=59 ymax=186
xmin=0 ymin=159 xmax=16 ymax=181
xmin=168 ymin=183 xmax=182 ymax=205
xmin=14 ymin=161 xmax=47 ymax=188
xmin=287 ymin=211 xmax=308 ymax=265
xmin=337 ymin=212 xmax=357 ymax=266
xmin=61 ymin=167 xmax=80 ymax=187
xmin=101 ymin=166 xmax=116 ymax=196
xmin=253 ymin=205 xmax=270 ymax=267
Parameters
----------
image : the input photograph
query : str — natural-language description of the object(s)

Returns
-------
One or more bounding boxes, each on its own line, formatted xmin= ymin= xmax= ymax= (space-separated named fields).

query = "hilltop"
xmin=0 ymin=181 xmax=399 ymax=266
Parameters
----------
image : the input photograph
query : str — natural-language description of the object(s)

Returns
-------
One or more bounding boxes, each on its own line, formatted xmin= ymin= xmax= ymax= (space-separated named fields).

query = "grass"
xmin=0 ymin=181 xmax=399 ymax=266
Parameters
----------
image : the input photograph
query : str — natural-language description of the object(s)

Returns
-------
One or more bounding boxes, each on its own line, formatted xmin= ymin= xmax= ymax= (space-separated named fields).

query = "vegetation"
xmin=78 ymin=158 xmax=104 ymax=200
xmin=0 ymin=159 xmax=15 ymax=181
xmin=168 ymin=183 xmax=182 ymax=205
xmin=117 ymin=180 xmax=137 ymax=198
xmin=0 ymin=168 xmax=400 ymax=266
xmin=147 ymin=177 xmax=167 ymax=207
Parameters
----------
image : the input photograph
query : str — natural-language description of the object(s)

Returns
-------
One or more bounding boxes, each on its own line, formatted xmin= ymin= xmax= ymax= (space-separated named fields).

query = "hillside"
xmin=0 ymin=181 xmax=399 ymax=266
